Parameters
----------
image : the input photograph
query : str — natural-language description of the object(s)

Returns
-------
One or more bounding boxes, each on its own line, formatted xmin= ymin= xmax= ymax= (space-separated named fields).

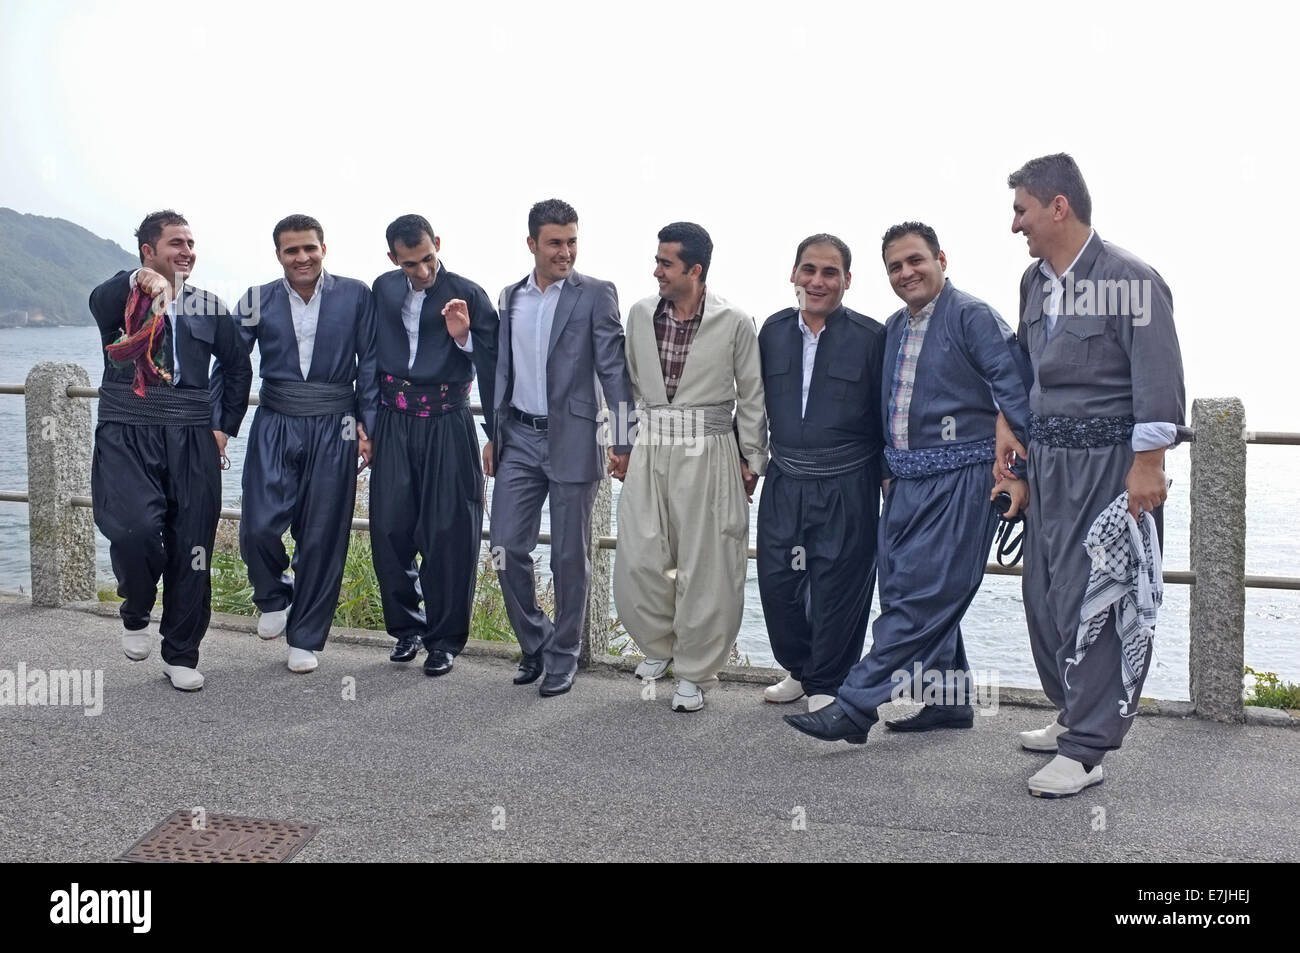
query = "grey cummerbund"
xmin=637 ymin=402 xmax=734 ymax=441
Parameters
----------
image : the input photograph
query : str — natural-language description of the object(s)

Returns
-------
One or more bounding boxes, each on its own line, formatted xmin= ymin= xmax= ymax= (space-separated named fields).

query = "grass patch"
xmin=1244 ymin=666 xmax=1300 ymax=710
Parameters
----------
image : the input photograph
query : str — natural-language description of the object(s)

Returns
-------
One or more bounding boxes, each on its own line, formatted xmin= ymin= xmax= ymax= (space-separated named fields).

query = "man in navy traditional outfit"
xmin=756 ymin=234 xmax=886 ymax=712
xmin=785 ymin=222 xmax=1030 ymax=744
xmin=236 ymin=214 xmax=378 ymax=674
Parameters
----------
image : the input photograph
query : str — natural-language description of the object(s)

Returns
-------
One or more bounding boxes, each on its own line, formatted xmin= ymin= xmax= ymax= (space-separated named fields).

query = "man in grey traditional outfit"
xmin=998 ymin=154 xmax=1185 ymax=797
xmin=614 ymin=222 xmax=768 ymax=713
xmin=784 ymin=223 xmax=1031 ymax=745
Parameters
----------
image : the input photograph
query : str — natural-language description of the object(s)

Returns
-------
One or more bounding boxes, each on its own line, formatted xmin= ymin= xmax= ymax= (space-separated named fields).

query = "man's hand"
xmin=607 ymin=449 xmax=629 ymax=481
xmin=441 ymin=298 xmax=471 ymax=346
xmin=994 ymin=410 xmax=1027 ymax=482
xmin=357 ymin=422 xmax=373 ymax=473
xmin=740 ymin=460 xmax=758 ymax=502
xmin=483 ymin=441 xmax=495 ymax=478
xmin=1126 ymin=449 xmax=1167 ymax=517
xmin=136 ymin=267 xmax=174 ymax=305
xmin=990 ymin=476 xmax=1029 ymax=519
xmin=213 ymin=430 xmax=230 ymax=470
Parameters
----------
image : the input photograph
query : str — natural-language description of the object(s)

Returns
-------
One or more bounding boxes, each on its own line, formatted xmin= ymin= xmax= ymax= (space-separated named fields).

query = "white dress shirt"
xmin=509 ymin=272 xmax=565 ymax=416
xmin=401 ymin=263 xmax=472 ymax=374
xmin=285 ymin=272 xmax=324 ymax=379
xmin=796 ymin=311 xmax=823 ymax=419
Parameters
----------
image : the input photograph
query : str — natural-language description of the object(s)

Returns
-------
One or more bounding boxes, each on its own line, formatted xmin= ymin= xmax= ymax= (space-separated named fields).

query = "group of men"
xmin=89 ymin=153 xmax=1183 ymax=798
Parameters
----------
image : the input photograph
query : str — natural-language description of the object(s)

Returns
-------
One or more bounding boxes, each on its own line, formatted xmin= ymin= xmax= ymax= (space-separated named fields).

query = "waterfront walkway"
xmin=1 ymin=597 xmax=1296 ymax=863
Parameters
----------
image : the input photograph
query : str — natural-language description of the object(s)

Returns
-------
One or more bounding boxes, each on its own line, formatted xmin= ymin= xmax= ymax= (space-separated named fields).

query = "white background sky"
xmin=2 ymin=0 xmax=1298 ymax=427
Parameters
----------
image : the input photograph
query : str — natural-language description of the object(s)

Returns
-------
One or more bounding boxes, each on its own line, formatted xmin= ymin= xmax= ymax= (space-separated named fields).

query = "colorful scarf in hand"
xmin=105 ymin=285 xmax=172 ymax=396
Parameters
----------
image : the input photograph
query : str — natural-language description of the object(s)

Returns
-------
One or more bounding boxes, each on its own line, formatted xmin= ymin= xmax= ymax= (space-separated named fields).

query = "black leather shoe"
xmin=885 ymin=704 xmax=974 ymax=732
xmin=513 ymin=652 xmax=544 ymax=685
xmin=390 ymin=634 xmax=421 ymax=663
xmin=783 ymin=701 xmax=870 ymax=744
xmin=423 ymin=650 xmax=454 ymax=677
xmin=539 ymin=671 xmax=575 ymax=697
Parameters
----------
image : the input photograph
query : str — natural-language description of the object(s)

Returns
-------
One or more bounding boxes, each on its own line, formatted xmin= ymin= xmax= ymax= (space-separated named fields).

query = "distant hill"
xmin=0 ymin=208 xmax=137 ymax=326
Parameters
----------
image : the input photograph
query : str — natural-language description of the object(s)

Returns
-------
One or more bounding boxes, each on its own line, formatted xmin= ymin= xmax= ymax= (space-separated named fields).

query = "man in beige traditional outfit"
xmin=613 ymin=222 xmax=768 ymax=713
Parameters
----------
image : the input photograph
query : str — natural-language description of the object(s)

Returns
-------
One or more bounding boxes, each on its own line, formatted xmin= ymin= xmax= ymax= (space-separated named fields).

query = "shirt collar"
xmin=656 ymin=287 xmax=707 ymax=322
xmin=283 ymin=270 xmax=326 ymax=303
xmin=526 ymin=271 xmax=565 ymax=295
xmin=406 ymin=262 xmax=443 ymax=296
xmin=797 ymin=311 xmax=824 ymax=340
xmin=908 ymin=291 xmax=941 ymax=327
xmin=1038 ymin=228 xmax=1097 ymax=282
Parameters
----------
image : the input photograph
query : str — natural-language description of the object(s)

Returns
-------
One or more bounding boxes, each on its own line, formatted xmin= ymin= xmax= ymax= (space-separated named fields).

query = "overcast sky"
xmin=3 ymin=0 xmax=1297 ymax=427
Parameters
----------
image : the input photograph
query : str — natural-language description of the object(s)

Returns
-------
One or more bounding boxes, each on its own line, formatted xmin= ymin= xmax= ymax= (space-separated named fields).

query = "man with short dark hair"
xmin=370 ymin=214 xmax=498 ymax=676
xmin=486 ymin=199 xmax=634 ymax=697
xmin=785 ymin=222 xmax=1031 ymax=746
xmin=235 ymin=214 xmax=378 ymax=674
xmin=756 ymin=234 xmax=886 ymax=713
xmin=614 ymin=222 xmax=768 ymax=713
xmin=999 ymin=154 xmax=1185 ymax=798
xmin=90 ymin=210 xmax=252 ymax=691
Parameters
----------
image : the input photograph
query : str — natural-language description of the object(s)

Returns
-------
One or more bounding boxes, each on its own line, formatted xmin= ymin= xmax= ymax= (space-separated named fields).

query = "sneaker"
xmin=122 ymin=629 xmax=152 ymax=662
xmin=258 ymin=606 xmax=289 ymax=641
xmin=807 ymin=693 xmax=835 ymax=713
xmin=634 ymin=657 xmax=671 ymax=681
xmin=162 ymin=664 xmax=204 ymax=692
xmin=1027 ymin=755 xmax=1104 ymax=798
xmin=288 ymin=647 xmax=318 ymax=674
xmin=763 ymin=675 xmax=805 ymax=704
xmin=1019 ymin=715 xmax=1068 ymax=752
xmin=672 ymin=678 xmax=704 ymax=713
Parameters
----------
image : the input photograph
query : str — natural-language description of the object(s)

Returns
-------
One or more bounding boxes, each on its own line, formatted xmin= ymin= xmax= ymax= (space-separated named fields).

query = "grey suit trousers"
xmin=490 ymin=416 xmax=599 ymax=677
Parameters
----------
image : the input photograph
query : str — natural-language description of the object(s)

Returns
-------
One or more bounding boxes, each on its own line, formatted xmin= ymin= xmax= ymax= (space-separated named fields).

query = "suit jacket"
xmin=371 ymin=266 xmax=498 ymax=437
xmin=1017 ymin=231 xmax=1184 ymax=426
xmin=89 ymin=269 xmax=252 ymax=436
xmin=238 ymin=272 xmax=379 ymax=434
xmin=625 ymin=289 xmax=768 ymax=475
xmin=493 ymin=270 xmax=634 ymax=484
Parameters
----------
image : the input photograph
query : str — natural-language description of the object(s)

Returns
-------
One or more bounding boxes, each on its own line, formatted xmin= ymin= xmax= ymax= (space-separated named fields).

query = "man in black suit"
xmin=89 ymin=209 xmax=252 ymax=691
xmin=369 ymin=215 xmax=498 ymax=676
xmin=486 ymin=199 xmax=634 ymax=697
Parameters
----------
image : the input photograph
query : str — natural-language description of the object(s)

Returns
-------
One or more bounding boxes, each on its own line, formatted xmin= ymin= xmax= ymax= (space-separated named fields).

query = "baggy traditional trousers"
xmin=240 ymin=409 xmax=357 ymax=652
xmin=836 ymin=460 xmax=999 ymax=726
xmin=1023 ymin=443 xmax=1159 ymax=766
xmin=614 ymin=417 xmax=749 ymax=688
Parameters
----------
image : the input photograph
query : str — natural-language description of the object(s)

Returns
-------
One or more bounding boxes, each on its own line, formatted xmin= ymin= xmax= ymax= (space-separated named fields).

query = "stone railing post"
xmin=1189 ymin=397 xmax=1246 ymax=722
xmin=24 ymin=362 xmax=95 ymax=606
xmin=579 ymin=477 xmax=613 ymax=668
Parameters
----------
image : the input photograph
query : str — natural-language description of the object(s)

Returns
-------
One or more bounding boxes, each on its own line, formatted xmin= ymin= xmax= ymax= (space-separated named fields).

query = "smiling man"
xmin=614 ymin=222 xmax=768 ymax=713
xmin=785 ymin=222 xmax=1031 ymax=746
xmin=756 ymin=234 xmax=886 ymax=713
xmin=89 ymin=210 xmax=251 ymax=691
xmin=486 ymin=199 xmax=634 ymax=697
xmin=236 ymin=214 xmax=378 ymax=674
xmin=369 ymin=214 xmax=498 ymax=676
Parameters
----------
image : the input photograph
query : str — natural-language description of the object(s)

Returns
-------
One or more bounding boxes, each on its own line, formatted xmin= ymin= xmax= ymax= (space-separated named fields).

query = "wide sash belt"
xmin=97 ymin=381 xmax=212 ymax=426
xmin=883 ymin=436 xmax=996 ymax=480
xmin=771 ymin=441 xmax=877 ymax=479
xmin=1029 ymin=413 xmax=1134 ymax=448
xmin=636 ymin=402 xmax=734 ymax=441
xmin=258 ymin=379 xmax=355 ymax=417
xmin=379 ymin=376 xmax=471 ymax=418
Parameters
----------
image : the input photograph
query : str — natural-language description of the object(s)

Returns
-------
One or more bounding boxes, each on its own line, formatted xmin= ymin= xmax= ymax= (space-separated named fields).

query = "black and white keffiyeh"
xmin=1065 ymin=488 xmax=1165 ymax=718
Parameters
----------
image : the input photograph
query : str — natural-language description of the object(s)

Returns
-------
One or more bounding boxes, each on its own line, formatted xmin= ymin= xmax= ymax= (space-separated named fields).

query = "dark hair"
xmin=794 ymin=233 xmax=851 ymax=273
xmin=135 ymin=210 xmax=188 ymax=264
xmin=528 ymin=198 xmax=578 ymax=240
xmin=657 ymin=222 xmax=713 ymax=282
xmin=273 ymin=214 xmax=324 ymax=250
xmin=385 ymin=214 xmax=436 ymax=253
xmin=1008 ymin=153 xmax=1092 ymax=226
xmin=881 ymin=222 xmax=942 ymax=260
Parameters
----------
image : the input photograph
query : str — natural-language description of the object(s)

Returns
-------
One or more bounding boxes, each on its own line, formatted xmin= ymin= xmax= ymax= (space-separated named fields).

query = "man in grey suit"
xmin=486 ymin=199 xmax=635 ymax=697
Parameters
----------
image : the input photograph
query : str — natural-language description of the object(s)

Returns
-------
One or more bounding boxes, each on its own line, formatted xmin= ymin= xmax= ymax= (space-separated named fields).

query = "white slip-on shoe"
xmin=634 ymin=657 xmax=671 ymax=680
xmin=807 ymin=693 xmax=835 ymax=713
xmin=1019 ymin=715 xmax=1068 ymax=752
xmin=161 ymin=664 xmax=204 ymax=692
xmin=672 ymin=678 xmax=704 ymax=713
xmin=122 ymin=629 xmax=152 ymax=662
xmin=287 ymin=647 xmax=318 ymax=674
xmin=258 ymin=606 xmax=289 ymax=641
xmin=1027 ymin=755 xmax=1104 ymax=798
xmin=764 ymin=675 xmax=805 ymax=704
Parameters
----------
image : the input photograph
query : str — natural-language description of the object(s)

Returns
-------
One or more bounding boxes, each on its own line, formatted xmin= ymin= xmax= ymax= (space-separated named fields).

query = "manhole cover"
xmin=118 ymin=811 xmax=319 ymax=863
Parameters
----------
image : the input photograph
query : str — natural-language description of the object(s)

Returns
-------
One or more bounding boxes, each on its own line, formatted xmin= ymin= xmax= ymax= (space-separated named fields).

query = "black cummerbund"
xmin=379 ymin=376 xmax=471 ymax=418
xmin=98 ymin=381 xmax=212 ymax=426
xmin=259 ymin=379 xmax=356 ymax=416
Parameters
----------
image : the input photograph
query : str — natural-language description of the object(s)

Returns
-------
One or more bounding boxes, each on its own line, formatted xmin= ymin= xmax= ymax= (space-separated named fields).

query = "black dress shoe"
xmin=390 ymin=634 xmax=422 ymax=663
xmin=513 ymin=652 xmax=544 ymax=685
xmin=539 ymin=671 xmax=574 ymax=697
xmin=423 ymin=650 xmax=455 ymax=677
xmin=885 ymin=704 xmax=974 ymax=732
xmin=783 ymin=701 xmax=870 ymax=744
